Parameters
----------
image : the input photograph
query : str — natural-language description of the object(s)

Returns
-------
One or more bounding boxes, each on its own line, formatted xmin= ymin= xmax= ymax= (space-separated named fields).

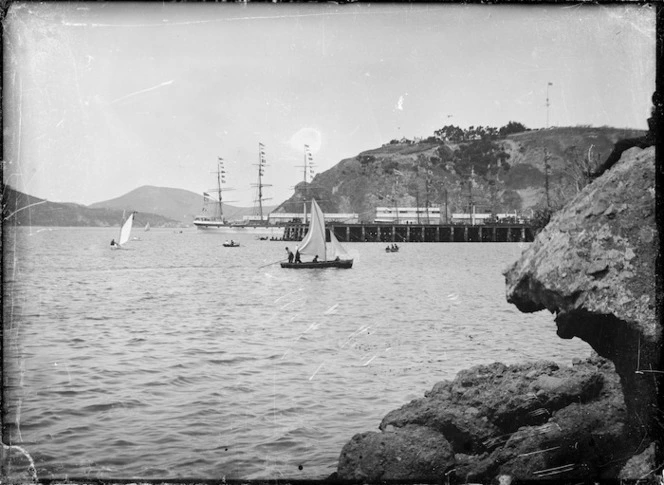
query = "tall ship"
xmin=193 ymin=144 xmax=284 ymax=236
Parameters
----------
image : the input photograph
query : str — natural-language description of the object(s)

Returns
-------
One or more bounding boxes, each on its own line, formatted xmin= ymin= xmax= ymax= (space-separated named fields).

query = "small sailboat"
xmin=145 ymin=222 xmax=150 ymax=232
xmin=281 ymin=198 xmax=353 ymax=269
xmin=111 ymin=211 xmax=136 ymax=249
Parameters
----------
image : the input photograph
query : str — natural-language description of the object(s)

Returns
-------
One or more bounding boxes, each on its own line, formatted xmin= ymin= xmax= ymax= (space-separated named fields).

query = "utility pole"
xmin=546 ymin=82 xmax=553 ymax=128
xmin=544 ymin=148 xmax=551 ymax=208
xmin=424 ymin=171 xmax=431 ymax=225
xmin=468 ymin=181 xmax=473 ymax=225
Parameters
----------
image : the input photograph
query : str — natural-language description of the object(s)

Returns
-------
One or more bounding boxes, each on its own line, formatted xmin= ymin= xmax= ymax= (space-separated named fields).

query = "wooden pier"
xmin=283 ymin=223 xmax=534 ymax=243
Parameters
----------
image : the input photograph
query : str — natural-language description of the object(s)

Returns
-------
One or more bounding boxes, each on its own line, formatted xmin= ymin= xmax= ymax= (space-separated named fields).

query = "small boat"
xmin=281 ymin=198 xmax=353 ymax=269
xmin=111 ymin=211 xmax=136 ymax=249
xmin=223 ymin=240 xmax=240 ymax=248
xmin=385 ymin=245 xmax=399 ymax=252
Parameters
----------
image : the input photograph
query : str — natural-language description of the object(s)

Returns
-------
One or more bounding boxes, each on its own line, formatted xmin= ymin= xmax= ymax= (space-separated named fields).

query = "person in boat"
xmin=335 ymin=256 xmax=340 ymax=261
xmin=286 ymin=247 xmax=294 ymax=263
xmin=231 ymin=239 xmax=235 ymax=246
xmin=225 ymin=240 xmax=230 ymax=245
xmin=313 ymin=255 xmax=319 ymax=263
xmin=110 ymin=239 xmax=118 ymax=248
xmin=295 ymin=249 xmax=302 ymax=263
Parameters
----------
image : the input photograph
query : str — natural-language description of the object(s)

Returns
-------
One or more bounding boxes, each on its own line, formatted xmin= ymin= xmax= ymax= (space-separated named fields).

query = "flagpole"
xmin=546 ymin=82 xmax=552 ymax=128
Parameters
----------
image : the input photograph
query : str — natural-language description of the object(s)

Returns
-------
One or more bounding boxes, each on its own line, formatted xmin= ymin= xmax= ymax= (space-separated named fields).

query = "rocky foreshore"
xmin=336 ymin=356 xmax=633 ymax=482
xmin=334 ymin=146 xmax=660 ymax=483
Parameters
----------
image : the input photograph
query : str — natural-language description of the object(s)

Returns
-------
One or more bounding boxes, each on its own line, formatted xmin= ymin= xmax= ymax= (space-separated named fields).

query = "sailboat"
xmin=193 ymin=157 xmax=231 ymax=230
xmin=280 ymin=198 xmax=353 ymax=269
xmin=111 ymin=211 xmax=136 ymax=249
xmin=145 ymin=222 xmax=150 ymax=232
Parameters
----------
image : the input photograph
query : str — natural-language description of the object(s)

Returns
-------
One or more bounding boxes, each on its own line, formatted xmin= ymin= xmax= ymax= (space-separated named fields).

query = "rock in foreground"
xmin=336 ymin=146 xmax=660 ymax=483
xmin=504 ymin=146 xmax=659 ymax=443
xmin=337 ymin=357 xmax=632 ymax=482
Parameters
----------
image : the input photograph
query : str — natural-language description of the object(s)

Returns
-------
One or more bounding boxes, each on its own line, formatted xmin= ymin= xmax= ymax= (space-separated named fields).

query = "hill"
xmin=273 ymin=126 xmax=645 ymax=221
xmin=2 ymin=186 xmax=180 ymax=228
xmin=88 ymin=185 xmax=278 ymax=224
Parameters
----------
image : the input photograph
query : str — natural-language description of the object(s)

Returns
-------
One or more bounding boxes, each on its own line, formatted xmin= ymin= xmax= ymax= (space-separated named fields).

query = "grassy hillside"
xmin=274 ymin=126 xmax=646 ymax=221
xmin=2 ymin=186 xmax=180 ymax=227
xmin=89 ymin=185 xmax=278 ymax=224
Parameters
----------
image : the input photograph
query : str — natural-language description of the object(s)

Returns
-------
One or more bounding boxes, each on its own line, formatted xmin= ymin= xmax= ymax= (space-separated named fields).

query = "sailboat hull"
xmin=280 ymin=260 xmax=353 ymax=269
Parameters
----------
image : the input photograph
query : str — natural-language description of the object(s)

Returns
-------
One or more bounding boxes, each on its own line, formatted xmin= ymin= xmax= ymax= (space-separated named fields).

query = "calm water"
xmin=2 ymin=227 xmax=590 ymax=480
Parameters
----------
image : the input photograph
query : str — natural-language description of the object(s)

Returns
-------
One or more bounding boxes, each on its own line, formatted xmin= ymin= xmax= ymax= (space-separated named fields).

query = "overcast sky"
xmin=3 ymin=2 xmax=656 ymax=208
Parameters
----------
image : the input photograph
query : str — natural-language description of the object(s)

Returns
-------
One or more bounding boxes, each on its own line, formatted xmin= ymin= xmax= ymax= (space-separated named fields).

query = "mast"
xmin=251 ymin=142 xmax=271 ymax=221
xmin=301 ymin=145 xmax=315 ymax=223
xmin=216 ymin=157 xmax=226 ymax=220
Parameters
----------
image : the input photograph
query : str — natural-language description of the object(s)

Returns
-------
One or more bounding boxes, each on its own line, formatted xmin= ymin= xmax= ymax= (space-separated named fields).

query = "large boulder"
xmin=337 ymin=357 xmax=629 ymax=483
xmin=504 ymin=146 xmax=659 ymax=443
xmin=337 ymin=424 xmax=454 ymax=482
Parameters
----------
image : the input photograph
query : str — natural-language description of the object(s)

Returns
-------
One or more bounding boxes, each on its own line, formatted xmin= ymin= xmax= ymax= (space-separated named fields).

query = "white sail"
xmin=118 ymin=212 xmax=135 ymax=246
xmin=297 ymin=198 xmax=327 ymax=260
xmin=328 ymin=230 xmax=351 ymax=260
xmin=145 ymin=222 xmax=150 ymax=232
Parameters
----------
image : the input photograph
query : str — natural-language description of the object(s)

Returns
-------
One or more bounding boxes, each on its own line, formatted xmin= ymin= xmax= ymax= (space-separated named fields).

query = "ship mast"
xmin=251 ymin=142 xmax=271 ymax=221
xmin=301 ymin=144 xmax=316 ymax=223
xmin=216 ymin=157 xmax=225 ymax=220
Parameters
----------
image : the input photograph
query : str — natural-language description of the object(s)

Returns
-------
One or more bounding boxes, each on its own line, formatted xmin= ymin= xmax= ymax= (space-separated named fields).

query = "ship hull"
xmin=193 ymin=221 xmax=284 ymax=236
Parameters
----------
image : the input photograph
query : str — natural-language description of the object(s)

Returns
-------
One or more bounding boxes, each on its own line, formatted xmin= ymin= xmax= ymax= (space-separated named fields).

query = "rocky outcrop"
xmin=504 ymin=146 xmax=660 ymax=445
xmin=337 ymin=356 xmax=631 ymax=482
xmin=335 ymin=146 xmax=660 ymax=483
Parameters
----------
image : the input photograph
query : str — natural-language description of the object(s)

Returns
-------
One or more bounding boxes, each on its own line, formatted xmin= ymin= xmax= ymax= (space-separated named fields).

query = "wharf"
xmin=283 ymin=223 xmax=534 ymax=243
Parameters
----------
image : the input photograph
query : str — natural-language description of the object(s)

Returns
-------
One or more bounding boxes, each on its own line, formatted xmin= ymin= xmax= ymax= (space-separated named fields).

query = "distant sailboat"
xmin=193 ymin=157 xmax=230 ymax=230
xmin=145 ymin=222 xmax=150 ymax=232
xmin=111 ymin=211 xmax=136 ymax=249
xmin=281 ymin=198 xmax=353 ymax=269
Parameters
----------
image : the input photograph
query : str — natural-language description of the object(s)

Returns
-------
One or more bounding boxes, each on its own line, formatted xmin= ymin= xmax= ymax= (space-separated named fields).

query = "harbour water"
xmin=2 ymin=227 xmax=591 ymax=480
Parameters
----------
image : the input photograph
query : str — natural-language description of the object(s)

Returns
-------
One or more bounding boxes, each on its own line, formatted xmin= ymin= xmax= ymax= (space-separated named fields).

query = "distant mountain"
xmin=2 ymin=186 xmax=180 ymax=227
xmin=273 ymin=126 xmax=645 ymax=221
xmin=88 ymin=185 xmax=278 ymax=224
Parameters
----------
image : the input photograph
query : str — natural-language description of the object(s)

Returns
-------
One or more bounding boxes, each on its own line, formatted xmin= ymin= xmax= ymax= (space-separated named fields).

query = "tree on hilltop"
xmin=499 ymin=121 xmax=528 ymax=137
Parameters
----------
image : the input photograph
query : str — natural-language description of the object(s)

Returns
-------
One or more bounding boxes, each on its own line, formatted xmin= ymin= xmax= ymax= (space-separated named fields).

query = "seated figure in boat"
xmin=110 ymin=239 xmax=119 ymax=248
xmin=295 ymin=250 xmax=301 ymax=263
xmin=313 ymin=255 xmax=319 ymax=263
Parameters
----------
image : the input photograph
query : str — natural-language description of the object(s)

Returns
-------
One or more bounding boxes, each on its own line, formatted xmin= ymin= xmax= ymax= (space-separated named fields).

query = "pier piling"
xmin=283 ymin=223 xmax=533 ymax=243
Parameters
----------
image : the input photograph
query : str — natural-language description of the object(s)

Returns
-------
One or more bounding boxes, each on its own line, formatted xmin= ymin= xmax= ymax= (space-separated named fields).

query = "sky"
xmin=3 ymin=2 xmax=656 ymax=208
